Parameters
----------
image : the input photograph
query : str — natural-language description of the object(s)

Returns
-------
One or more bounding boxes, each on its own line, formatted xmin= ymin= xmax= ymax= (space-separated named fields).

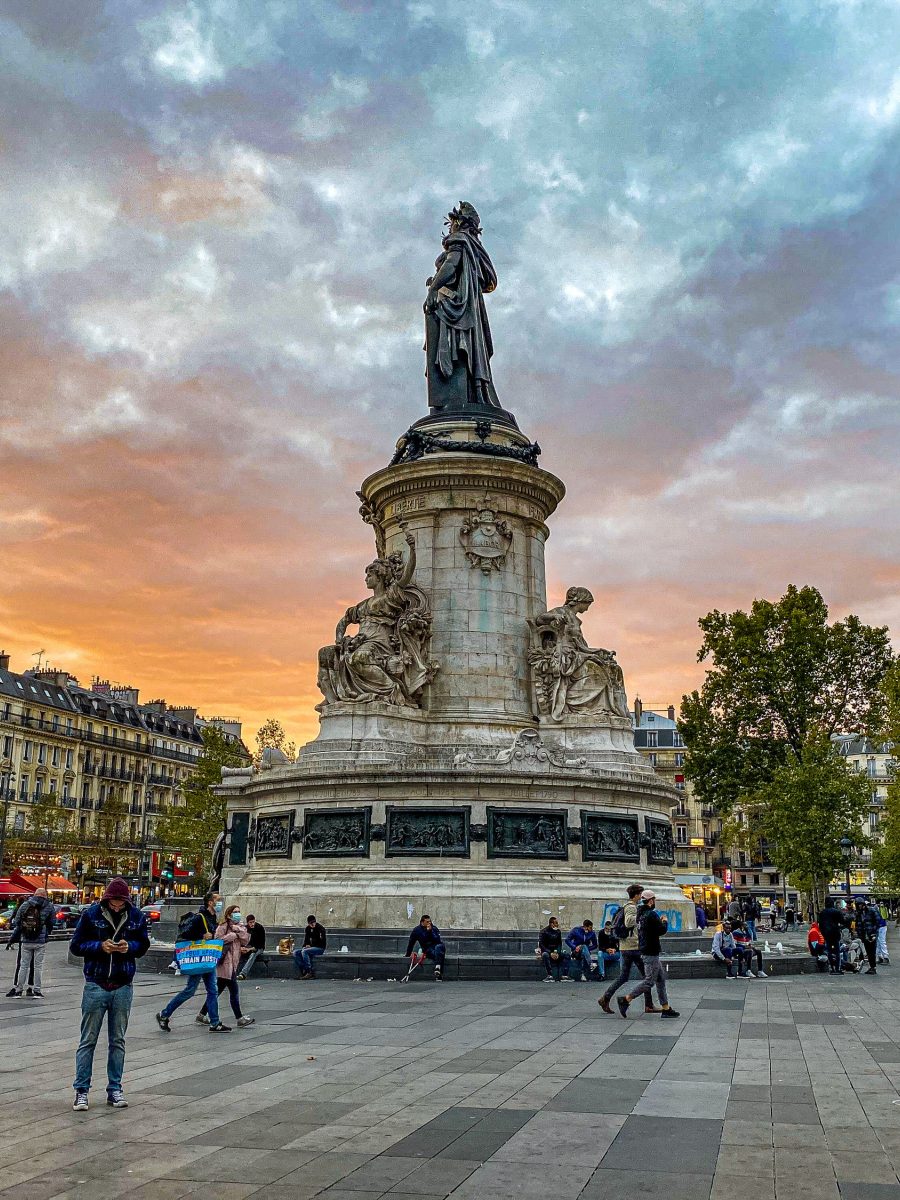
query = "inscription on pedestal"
xmin=303 ymin=808 xmax=371 ymax=857
xmin=254 ymin=811 xmax=295 ymax=858
xmin=385 ymin=806 xmax=469 ymax=857
xmin=581 ymin=812 xmax=640 ymax=862
xmin=487 ymin=808 xmax=568 ymax=859
xmin=646 ymin=817 xmax=675 ymax=865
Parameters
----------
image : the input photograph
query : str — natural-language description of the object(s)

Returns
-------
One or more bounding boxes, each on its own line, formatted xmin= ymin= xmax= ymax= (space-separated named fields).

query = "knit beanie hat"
xmin=102 ymin=877 xmax=131 ymax=902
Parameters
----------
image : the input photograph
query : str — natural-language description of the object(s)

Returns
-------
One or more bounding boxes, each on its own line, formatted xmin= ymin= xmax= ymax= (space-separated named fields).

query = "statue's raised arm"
xmin=424 ymin=201 xmax=501 ymax=414
xmin=316 ymin=534 xmax=438 ymax=711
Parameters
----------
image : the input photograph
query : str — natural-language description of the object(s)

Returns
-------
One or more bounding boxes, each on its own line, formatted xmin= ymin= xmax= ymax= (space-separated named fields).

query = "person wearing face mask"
xmin=196 ymin=904 xmax=254 ymax=1027
xmin=155 ymin=892 xmax=231 ymax=1033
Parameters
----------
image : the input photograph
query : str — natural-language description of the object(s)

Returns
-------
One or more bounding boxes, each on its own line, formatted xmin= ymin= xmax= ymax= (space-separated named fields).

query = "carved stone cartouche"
xmin=460 ymin=498 xmax=512 ymax=574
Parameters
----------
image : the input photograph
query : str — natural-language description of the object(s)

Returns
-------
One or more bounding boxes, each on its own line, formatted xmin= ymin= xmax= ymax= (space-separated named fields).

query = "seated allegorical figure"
xmin=317 ymin=531 xmax=439 ymax=709
xmin=528 ymin=587 xmax=630 ymax=722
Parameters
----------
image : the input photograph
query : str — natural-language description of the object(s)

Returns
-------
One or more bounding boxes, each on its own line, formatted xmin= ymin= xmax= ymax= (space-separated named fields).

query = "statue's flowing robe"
xmin=430 ymin=230 xmax=500 ymax=408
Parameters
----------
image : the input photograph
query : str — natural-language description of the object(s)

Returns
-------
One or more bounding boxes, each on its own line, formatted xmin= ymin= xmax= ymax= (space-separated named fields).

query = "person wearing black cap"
xmin=69 ymin=877 xmax=150 ymax=1112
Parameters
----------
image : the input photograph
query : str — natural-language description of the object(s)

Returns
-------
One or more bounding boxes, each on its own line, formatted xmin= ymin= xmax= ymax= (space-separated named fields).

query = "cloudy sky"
xmin=2 ymin=0 xmax=899 ymax=746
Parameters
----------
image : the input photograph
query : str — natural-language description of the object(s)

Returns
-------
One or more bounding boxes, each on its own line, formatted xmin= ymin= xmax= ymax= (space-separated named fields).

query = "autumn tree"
xmin=154 ymin=726 xmax=247 ymax=884
xmin=254 ymin=718 xmax=296 ymax=766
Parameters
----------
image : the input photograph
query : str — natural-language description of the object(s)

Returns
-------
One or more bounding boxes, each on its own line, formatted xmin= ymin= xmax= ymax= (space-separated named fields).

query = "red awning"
xmin=0 ymin=880 xmax=32 ymax=896
xmin=11 ymin=871 xmax=78 ymax=892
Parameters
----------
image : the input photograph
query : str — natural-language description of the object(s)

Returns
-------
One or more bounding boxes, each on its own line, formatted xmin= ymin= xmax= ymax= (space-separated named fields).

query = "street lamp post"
xmin=840 ymin=836 xmax=853 ymax=903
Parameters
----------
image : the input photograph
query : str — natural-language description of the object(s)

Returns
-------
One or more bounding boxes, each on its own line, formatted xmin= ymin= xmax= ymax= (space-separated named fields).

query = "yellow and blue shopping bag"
xmin=174 ymin=938 xmax=224 ymax=975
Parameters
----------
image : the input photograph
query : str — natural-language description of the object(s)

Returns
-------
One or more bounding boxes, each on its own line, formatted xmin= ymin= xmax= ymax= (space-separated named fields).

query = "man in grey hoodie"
xmin=7 ymin=888 xmax=56 ymax=997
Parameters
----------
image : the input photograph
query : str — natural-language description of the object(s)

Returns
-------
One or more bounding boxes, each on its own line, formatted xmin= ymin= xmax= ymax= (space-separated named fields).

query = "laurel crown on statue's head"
xmin=446 ymin=201 xmax=482 ymax=234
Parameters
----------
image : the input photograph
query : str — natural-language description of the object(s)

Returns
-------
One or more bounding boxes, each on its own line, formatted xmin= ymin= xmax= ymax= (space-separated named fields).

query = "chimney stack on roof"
xmin=668 ymin=704 xmax=676 ymax=722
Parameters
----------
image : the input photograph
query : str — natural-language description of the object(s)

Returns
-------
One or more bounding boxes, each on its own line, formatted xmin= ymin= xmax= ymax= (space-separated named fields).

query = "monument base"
xmin=220 ymin=759 xmax=694 ymax=933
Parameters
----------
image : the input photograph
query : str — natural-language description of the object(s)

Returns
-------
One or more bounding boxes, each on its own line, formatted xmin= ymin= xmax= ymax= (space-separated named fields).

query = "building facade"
xmin=833 ymin=734 xmax=896 ymax=895
xmin=0 ymin=654 xmax=246 ymax=895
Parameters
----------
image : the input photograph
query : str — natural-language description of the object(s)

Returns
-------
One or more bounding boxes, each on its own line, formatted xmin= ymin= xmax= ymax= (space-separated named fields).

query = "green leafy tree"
xmin=753 ymin=740 xmax=872 ymax=909
xmin=871 ymin=660 xmax=900 ymax=890
xmin=254 ymin=718 xmax=296 ymax=766
xmin=680 ymin=585 xmax=892 ymax=814
xmin=154 ymin=726 xmax=247 ymax=883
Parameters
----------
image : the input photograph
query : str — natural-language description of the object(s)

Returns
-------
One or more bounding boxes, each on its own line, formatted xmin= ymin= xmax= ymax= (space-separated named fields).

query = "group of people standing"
xmin=808 ymin=897 xmax=889 ymax=974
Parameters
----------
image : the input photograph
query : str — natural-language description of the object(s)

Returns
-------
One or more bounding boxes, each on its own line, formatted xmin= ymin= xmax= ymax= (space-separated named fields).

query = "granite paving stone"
xmin=6 ymin=944 xmax=900 ymax=1200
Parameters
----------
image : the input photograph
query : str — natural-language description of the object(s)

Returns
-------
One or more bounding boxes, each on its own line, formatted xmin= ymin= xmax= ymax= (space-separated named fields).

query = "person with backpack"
xmin=196 ymin=904 xmax=254 ymax=1027
xmin=70 ymin=877 xmax=150 ymax=1110
xmin=6 ymin=887 xmax=56 ymax=997
xmin=598 ymin=883 xmax=654 ymax=1013
xmin=616 ymin=890 xmax=680 ymax=1019
xmin=155 ymin=892 xmax=231 ymax=1033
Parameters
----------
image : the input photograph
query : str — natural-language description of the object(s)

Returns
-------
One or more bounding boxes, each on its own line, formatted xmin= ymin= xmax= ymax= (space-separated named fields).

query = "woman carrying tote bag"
xmin=197 ymin=905 xmax=254 ymax=1028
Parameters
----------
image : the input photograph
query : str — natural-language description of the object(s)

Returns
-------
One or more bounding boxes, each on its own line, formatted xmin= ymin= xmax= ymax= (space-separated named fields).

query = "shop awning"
xmin=0 ymin=880 xmax=31 ymax=896
xmin=11 ymin=871 xmax=78 ymax=892
xmin=676 ymin=874 xmax=718 ymax=888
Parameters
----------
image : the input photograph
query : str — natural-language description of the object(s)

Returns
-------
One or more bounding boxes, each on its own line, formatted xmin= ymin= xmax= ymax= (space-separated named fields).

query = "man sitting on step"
xmin=405 ymin=915 xmax=446 ymax=980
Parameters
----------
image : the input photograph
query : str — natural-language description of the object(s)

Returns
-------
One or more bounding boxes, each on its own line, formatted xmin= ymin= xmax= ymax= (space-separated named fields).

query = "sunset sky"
xmin=2 ymin=1 xmax=899 ymax=749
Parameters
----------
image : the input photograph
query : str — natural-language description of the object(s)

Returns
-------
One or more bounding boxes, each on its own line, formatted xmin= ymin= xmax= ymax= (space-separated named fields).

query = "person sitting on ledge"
xmin=565 ymin=919 xmax=599 ymax=981
xmin=237 ymin=915 xmax=267 ymax=980
xmin=405 ymin=915 xmax=446 ymax=980
xmin=807 ymin=920 xmax=829 ymax=971
xmin=538 ymin=916 xmax=567 ymax=982
xmin=732 ymin=921 xmax=768 ymax=978
xmin=596 ymin=922 xmax=621 ymax=981
xmin=711 ymin=921 xmax=741 ymax=978
xmin=293 ymin=915 xmax=327 ymax=980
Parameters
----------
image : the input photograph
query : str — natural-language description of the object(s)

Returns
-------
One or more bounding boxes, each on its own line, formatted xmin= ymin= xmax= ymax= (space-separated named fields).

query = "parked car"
xmin=54 ymin=904 xmax=86 ymax=929
xmin=0 ymin=906 xmax=19 ymax=930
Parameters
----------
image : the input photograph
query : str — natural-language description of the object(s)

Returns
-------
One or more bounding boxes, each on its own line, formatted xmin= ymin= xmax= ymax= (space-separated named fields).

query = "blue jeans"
xmin=746 ymin=920 xmax=757 ymax=941
xmin=161 ymin=969 xmax=220 ymax=1024
xmin=294 ymin=945 xmax=325 ymax=976
xmin=600 ymin=951 xmax=620 ymax=981
xmin=74 ymin=982 xmax=133 ymax=1093
xmin=569 ymin=945 xmax=594 ymax=977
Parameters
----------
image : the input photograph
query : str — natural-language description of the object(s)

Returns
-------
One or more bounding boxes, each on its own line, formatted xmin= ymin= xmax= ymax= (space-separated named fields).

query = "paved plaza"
xmin=2 ymin=944 xmax=900 ymax=1200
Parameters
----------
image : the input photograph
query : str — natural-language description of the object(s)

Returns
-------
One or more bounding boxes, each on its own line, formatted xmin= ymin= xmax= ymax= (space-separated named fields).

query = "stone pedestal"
xmin=220 ymin=417 xmax=693 ymax=931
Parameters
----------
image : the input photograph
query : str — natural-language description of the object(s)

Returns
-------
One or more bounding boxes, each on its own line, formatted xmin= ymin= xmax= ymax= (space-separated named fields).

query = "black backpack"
xmin=19 ymin=904 xmax=43 ymax=940
xmin=611 ymin=905 xmax=629 ymax=941
xmin=177 ymin=911 xmax=197 ymax=939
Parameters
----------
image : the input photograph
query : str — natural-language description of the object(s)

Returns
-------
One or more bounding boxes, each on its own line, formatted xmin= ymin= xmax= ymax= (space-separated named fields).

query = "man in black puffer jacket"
xmin=857 ymin=901 xmax=881 ymax=975
xmin=69 ymin=877 xmax=150 ymax=1111
xmin=819 ymin=898 xmax=852 ymax=975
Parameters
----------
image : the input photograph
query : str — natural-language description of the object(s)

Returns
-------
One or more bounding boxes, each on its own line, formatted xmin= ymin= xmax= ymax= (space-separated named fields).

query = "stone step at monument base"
xmin=134 ymin=943 xmax=816 ymax=982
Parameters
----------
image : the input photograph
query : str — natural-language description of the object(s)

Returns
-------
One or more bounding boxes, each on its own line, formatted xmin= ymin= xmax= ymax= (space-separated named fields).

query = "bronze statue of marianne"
xmin=424 ymin=201 xmax=501 ymax=414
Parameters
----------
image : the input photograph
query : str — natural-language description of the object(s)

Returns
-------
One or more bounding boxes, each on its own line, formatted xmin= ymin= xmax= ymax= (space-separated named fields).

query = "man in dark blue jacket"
xmin=565 ymin=920 xmax=599 ymax=981
xmin=405 ymin=915 xmax=446 ymax=980
xmin=70 ymin=877 xmax=149 ymax=1111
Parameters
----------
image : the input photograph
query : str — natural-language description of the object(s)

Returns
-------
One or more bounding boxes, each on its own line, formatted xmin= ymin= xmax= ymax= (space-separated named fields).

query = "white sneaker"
xmin=580 ymin=973 xmax=588 ymax=982
xmin=542 ymin=975 xmax=554 ymax=982
xmin=237 ymin=1015 xmax=255 ymax=1027
xmin=561 ymin=976 xmax=572 ymax=982
xmin=746 ymin=970 xmax=756 ymax=978
xmin=73 ymin=1091 xmax=89 ymax=1111
xmin=195 ymin=1013 xmax=210 ymax=1024
xmin=757 ymin=971 xmax=768 ymax=978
